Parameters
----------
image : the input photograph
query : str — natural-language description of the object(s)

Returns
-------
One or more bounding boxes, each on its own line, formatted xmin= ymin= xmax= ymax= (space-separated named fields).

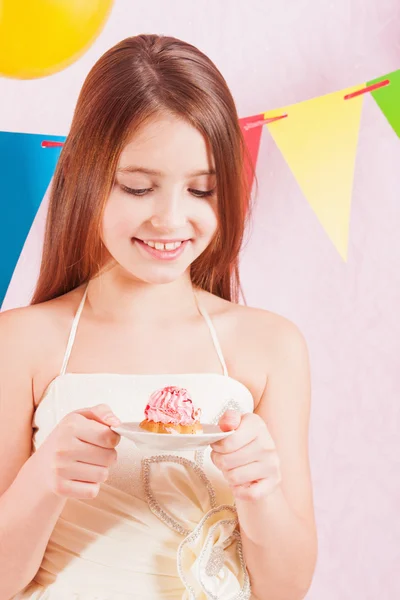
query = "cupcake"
xmin=139 ymin=385 xmax=202 ymax=434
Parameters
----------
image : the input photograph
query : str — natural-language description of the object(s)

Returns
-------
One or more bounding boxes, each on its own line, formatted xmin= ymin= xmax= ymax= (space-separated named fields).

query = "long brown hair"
xmin=31 ymin=35 xmax=255 ymax=305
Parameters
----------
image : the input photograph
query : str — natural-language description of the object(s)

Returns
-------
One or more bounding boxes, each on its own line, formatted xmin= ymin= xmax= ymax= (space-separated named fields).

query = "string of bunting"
xmin=237 ymin=70 xmax=399 ymax=260
xmin=0 ymin=69 xmax=399 ymax=307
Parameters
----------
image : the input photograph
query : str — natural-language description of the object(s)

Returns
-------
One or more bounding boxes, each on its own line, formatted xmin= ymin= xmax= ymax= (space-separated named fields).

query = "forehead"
xmin=118 ymin=114 xmax=215 ymax=174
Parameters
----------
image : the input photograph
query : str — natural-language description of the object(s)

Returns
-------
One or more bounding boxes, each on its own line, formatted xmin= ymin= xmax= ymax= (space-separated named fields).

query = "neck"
xmin=86 ymin=267 xmax=199 ymax=324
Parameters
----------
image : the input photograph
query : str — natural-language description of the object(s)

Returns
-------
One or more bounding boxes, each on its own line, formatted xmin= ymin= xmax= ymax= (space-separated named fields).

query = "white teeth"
xmin=165 ymin=242 xmax=180 ymax=250
xmin=142 ymin=240 xmax=183 ymax=251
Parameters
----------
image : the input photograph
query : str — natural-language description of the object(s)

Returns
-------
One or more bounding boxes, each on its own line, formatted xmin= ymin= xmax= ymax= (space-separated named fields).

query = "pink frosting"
xmin=144 ymin=386 xmax=201 ymax=425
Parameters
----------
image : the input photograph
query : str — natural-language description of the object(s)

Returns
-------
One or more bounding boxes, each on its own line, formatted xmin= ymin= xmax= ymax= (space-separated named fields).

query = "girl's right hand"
xmin=35 ymin=404 xmax=122 ymax=500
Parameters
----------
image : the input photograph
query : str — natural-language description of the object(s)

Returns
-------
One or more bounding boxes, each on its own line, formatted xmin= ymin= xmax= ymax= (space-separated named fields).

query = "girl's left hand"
xmin=210 ymin=410 xmax=282 ymax=501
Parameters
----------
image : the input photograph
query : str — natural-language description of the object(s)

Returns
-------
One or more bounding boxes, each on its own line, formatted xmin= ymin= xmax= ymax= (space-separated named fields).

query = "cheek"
xmin=196 ymin=201 xmax=218 ymax=238
xmin=102 ymin=195 xmax=136 ymax=241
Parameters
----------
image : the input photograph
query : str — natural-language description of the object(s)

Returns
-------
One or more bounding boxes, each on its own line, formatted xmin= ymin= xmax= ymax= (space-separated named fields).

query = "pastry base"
xmin=139 ymin=419 xmax=203 ymax=435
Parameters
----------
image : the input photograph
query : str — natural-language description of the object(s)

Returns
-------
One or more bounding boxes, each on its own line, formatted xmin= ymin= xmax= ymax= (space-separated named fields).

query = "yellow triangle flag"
xmin=264 ymin=83 xmax=366 ymax=261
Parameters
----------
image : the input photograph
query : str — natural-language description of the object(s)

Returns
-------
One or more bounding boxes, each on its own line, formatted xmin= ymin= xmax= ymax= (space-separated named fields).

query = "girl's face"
xmin=102 ymin=114 xmax=218 ymax=285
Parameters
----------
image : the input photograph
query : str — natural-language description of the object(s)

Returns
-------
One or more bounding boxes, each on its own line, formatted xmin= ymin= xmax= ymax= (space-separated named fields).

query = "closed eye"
xmin=120 ymin=185 xmax=152 ymax=196
xmin=120 ymin=185 xmax=216 ymax=198
xmin=189 ymin=188 xmax=216 ymax=198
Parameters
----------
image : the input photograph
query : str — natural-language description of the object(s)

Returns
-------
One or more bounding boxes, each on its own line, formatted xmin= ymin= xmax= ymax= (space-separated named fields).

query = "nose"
xmin=150 ymin=195 xmax=187 ymax=231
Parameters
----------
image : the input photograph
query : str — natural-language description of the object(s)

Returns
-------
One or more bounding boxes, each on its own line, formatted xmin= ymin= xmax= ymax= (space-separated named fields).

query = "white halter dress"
xmin=16 ymin=287 xmax=254 ymax=600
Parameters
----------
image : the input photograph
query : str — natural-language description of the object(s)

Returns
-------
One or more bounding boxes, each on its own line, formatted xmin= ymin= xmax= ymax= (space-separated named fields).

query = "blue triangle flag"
xmin=0 ymin=131 xmax=65 ymax=307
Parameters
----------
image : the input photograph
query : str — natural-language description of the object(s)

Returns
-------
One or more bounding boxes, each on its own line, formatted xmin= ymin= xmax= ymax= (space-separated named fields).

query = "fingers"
xmin=211 ymin=438 xmax=262 ymax=471
xmin=55 ymin=460 xmax=111 ymax=484
xmin=75 ymin=417 xmax=121 ymax=449
xmin=211 ymin=449 xmax=278 ymax=487
xmin=218 ymin=409 xmax=242 ymax=432
xmin=233 ymin=475 xmax=282 ymax=501
xmin=75 ymin=404 xmax=121 ymax=427
xmin=210 ymin=411 xmax=281 ymax=501
xmin=219 ymin=461 xmax=262 ymax=487
xmin=212 ymin=413 xmax=270 ymax=454
xmin=48 ymin=404 xmax=122 ymax=501
xmin=69 ymin=440 xmax=118 ymax=467
xmin=53 ymin=479 xmax=101 ymax=500
xmin=64 ymin=409 xmax=121 ymax=449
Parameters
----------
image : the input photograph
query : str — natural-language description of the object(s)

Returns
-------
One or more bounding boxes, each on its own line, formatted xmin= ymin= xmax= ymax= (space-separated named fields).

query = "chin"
xmin=127 ymin=266 xmax=189 ymax=285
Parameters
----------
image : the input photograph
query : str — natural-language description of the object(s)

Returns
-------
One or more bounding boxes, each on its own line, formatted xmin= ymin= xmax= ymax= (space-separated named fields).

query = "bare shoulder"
xmin=199 ymin=288 xmax=308 ymax=356
xmin=0 ymin=288 xmax=81 ymax=351
xmin=0 ymin=301 xmax=48 ymax=369
xmin=197 ymin=289 xmax=309 ymax=405
xmin=0 ymin=291 xmax=82 ymax=494
xmin=0 ymin=287 xmax=85 ymax=398
xmin=237 ymin=301 xmax=309 ymax=361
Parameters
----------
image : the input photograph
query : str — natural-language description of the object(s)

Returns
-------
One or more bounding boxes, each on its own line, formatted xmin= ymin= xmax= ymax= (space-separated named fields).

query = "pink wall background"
xmin=1 ymin=0 xmax=399 ymax=597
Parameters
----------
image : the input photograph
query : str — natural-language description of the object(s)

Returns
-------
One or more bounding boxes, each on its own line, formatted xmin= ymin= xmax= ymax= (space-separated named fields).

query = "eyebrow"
xmin=117 ymin=166 xmax=216 ymax=177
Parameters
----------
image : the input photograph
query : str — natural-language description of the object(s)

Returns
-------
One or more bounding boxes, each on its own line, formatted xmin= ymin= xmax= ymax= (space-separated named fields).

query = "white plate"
xmin=111 ymin=422 xmax=234 ymax=451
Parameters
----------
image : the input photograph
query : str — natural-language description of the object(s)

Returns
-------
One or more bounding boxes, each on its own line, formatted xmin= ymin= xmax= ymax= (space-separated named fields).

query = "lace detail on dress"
xmin=142 ymin=455 xmax=217 ymax=536
xmin=141 ymin=454 xmax=251 ymax=599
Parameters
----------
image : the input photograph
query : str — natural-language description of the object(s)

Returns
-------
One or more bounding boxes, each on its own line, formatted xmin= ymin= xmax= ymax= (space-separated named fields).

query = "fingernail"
xmin=105 ymin=415 xmax=120 ymax=426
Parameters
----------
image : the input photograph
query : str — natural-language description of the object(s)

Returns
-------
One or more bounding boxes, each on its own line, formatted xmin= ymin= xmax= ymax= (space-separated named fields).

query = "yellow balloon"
xmin=0 ymin=0 xmax=114 ymax=79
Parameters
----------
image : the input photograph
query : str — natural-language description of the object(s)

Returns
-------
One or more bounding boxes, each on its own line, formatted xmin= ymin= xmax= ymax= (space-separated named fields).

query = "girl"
xmin=0 ymin=35 xmax=317 ymax=600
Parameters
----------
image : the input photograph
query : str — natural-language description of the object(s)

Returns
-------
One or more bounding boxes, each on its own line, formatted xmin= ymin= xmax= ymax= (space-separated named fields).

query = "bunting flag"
xmin=368 ymin=69 xmax=400 ymax=138
xmin=0 ymin=131 xmax=64 ymax=307
xmin=1 ymin=70 xmax=399 ymax=308
xmin=264 ymin=83 xmax=366 ymax=261
xmin=239 ymin=113 xmax=265 ymax=192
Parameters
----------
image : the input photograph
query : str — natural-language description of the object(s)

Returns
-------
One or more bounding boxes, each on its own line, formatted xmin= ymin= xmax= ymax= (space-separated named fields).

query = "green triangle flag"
xmin=368 ymin=69 xmax=400 ymax=137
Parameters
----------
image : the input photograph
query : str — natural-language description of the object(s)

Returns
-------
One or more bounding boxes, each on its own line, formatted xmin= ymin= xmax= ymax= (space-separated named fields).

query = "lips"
xmin=133 ymin=237 xmax=190 ymax=261
xmin=141 ymin=239 xmax=183 ymax=251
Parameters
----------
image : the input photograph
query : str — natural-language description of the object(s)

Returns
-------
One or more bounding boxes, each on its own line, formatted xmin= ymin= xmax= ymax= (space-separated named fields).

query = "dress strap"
xmin=60 ymin=284 xmax=89 ymax=376
xmin=194 ymin=292 xmax=229 ymax=377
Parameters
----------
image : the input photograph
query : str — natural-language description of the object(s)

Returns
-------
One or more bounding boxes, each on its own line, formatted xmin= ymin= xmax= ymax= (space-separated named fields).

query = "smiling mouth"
xmin=133 ymin=237 xmax=191 ymax=260
xmin=137 ymin=239 xmax=185 ymax=251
